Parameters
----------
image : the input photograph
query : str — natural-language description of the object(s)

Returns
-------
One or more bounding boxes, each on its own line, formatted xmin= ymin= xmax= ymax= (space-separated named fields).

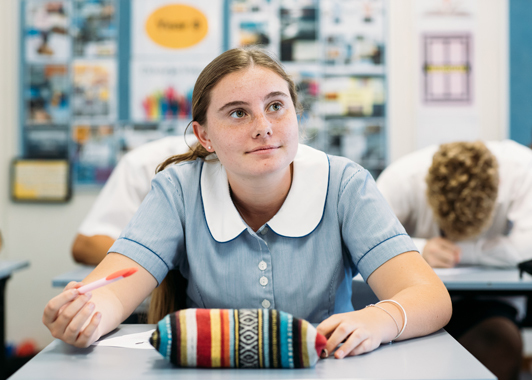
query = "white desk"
xmin=1 ymin=260 xmax=30 ymax=380
xmin=10 ymin=324 xmax=495 ymax=380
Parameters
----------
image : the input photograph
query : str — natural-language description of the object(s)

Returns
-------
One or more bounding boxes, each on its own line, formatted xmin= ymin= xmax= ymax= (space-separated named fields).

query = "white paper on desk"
xmin=92 ymin=329 xmax=155 ymax=349
xmin=433 ymin=267 xmax=482 ymax=276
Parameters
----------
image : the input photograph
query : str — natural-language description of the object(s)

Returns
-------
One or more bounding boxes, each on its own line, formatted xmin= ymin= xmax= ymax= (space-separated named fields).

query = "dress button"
xmin=262 ymin=299 xmax=271 ymax=309
xmin=258 ymin=261 xmax=267 ymax=271
xmin=261 ymin=227 xmax=268 ymax=235
xmin=259 ymin=276 xmax=268 ymax=286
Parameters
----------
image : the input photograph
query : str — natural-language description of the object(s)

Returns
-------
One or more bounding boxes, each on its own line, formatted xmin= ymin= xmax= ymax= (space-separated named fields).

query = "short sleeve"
xmin=109 ymin=171 xmax=187 ymax=284
xmin=338 ymin=166 xmax=418 ymax=281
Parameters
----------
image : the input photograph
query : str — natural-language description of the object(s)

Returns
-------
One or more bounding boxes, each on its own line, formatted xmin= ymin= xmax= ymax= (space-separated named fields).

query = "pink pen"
xmin=77 ymin=267 xmax=138 ymax=294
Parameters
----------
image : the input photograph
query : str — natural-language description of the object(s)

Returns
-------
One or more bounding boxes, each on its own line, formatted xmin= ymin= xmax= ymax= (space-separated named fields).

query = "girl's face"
xmin=193 ymin=66 xmax=299 ymax=181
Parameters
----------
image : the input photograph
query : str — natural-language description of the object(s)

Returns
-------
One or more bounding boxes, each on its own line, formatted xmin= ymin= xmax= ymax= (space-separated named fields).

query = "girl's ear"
xmin=193 ymin=121 xmax=213 ymax=152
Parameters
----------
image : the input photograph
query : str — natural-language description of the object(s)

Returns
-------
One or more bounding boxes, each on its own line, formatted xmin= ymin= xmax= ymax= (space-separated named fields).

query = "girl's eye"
xmin=230 ymin=110 xmax=246 ymax=118
xmin=269 ymin=103 xmax=282 ymax=111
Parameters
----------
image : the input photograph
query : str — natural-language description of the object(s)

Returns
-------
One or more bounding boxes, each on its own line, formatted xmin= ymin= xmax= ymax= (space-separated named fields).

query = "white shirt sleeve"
xmin=77 ymin=135 xmax=195 ymax=239
xmin=460 ymin=163 xmax=532 ymax=267
xmin=78 ymin=155 xmax=151 ymax=239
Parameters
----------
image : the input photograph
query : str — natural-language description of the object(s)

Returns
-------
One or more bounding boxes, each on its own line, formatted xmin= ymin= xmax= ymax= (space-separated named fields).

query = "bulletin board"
xmin=19 ymin=0 xmax=388 ymax=189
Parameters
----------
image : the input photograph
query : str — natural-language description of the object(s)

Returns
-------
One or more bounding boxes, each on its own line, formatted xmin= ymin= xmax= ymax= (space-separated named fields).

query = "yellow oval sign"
xmin=146 ymin=4 xmax=208 ymax=49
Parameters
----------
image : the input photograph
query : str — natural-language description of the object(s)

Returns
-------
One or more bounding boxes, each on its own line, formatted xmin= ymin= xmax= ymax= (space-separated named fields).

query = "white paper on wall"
xmin=130 ymin=60 xmax=205 ymax=123
xmin=415 ymin=0 xmax=479 ymax=149
xmin=131 ymin=0 xmax=222 ymax=60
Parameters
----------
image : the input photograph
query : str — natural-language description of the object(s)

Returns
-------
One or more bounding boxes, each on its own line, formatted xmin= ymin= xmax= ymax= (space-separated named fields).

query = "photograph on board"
xmin=280 ymin=0 xmax=319 ymax=62
xmin=25 ymin=64 xmax=69 ymax=124
xmin=321 ymin=0 xmax=385 ymax=69
xmin=72 ymin=59 xmax=116 ymax=119
xmin=71 ymin=123 xmax=116 ymax=185
xmin=72 ymin=0 xmax=117 ymax=57
xmin=320 ymin=75 xmax=385 ymax=117
xmin=24 ymin=124 xmax=69 ymax=159
xmin=25 ymin=0 xmax=70 ymax=63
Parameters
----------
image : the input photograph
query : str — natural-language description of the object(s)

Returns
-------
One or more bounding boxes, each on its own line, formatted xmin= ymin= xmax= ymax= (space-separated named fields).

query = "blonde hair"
xmin=148 ymin=47 xmax=302 ymax=323
xmin=426 ymin=141 xmax=499 ymax=241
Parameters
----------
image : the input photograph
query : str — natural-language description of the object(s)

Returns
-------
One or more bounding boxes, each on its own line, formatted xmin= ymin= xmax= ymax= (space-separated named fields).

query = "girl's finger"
xmin=316 ymin=314 xmax=341 ymax=338
xmin=62 ymin=301 xmax=96 ymax=344
xmin=347 ymin=337 xmax=375 ymax=357
xmin=53 ymin=293 xmax=93 ymax=336
xmin=63 ymin=281 xmax=83 ymax=291
xmin=322 ymin=322 xmax=354 ymax=358
xmin=75 ymin=312 xmax=102 ymax=348
xmin=42 ymin=289 xmax=80 ymax=326
xmin=334 ymin=328 xmax=368 ymax=359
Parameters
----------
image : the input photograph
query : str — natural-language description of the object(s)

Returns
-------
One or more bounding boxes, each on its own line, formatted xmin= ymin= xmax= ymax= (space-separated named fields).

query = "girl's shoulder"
xmin=326 ymin=154 xmax=367 ymax=185
xmin=154 ymin=157 xmax=205 ymax=191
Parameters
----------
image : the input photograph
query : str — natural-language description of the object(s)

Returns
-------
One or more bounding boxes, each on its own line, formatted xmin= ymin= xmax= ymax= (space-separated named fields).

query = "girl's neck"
xmin=228 ymin=164 xmax=293 ymax=232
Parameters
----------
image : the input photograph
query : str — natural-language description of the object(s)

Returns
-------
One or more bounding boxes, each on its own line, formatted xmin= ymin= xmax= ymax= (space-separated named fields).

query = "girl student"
xmin=43 ymin=48 xmax=451 ymax=359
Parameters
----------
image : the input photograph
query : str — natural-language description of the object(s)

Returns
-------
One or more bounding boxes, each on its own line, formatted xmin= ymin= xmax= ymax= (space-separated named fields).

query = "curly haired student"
xmin=43 ymin=48 xmax=451 ymax=360
xmin=377 ymin=140 xmax=532 ymax=380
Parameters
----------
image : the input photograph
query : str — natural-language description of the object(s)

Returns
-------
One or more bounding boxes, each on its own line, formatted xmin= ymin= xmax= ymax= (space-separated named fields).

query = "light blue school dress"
xmin=109 ymin=144 xmax=417 ymax=323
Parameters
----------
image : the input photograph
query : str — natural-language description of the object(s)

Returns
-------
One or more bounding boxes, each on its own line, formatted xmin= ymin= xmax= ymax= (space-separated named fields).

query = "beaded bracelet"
xmin=366 ymin=299 xmax=407 ymax=343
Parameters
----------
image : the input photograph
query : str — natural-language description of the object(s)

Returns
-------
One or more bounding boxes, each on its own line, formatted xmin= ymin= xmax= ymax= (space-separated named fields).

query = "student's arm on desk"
xmin=317 ymin=251 xmax=452 ymax=358
xmin=459 ymin=232 xmax=532 ymax=267
xmin=43 ymin=252 xmax=157 ymax=348
xmin=72 ymin=234 xmax=115 ymax=265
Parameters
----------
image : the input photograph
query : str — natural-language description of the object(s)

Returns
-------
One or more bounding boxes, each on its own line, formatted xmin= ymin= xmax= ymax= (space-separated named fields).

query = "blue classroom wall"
xmin=509 ymin=0 xmax=532 ymax=147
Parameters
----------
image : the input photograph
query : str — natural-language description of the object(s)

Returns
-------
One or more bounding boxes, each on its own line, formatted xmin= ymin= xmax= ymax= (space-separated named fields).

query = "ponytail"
xmin=156 ymin=141 xmax=211 ymax=173
xmin=148 ymin=140 xmax=215 ymax=323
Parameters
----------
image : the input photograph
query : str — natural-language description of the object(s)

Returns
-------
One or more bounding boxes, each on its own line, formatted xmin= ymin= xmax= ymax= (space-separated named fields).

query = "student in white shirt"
xmin=72 ymin=135 xmax=196 ymax=265
xmin=377 ymin=140 xmax=532 ymax=380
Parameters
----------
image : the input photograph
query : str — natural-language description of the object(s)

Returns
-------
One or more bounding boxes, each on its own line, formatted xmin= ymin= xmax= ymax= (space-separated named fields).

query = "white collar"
xmin=200 ymin=144 xmax=329 ymax=242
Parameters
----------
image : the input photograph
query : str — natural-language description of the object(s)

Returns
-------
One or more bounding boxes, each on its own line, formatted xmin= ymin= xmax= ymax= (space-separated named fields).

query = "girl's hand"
xmin=42 ymin=281 xmax=102 ymax=348
xmin=316 ymin=307 xmax=397 ymax=359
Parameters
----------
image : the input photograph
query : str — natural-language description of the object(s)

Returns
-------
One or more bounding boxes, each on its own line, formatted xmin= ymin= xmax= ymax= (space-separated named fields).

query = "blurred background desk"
xmin=352 ymin=267 xmax=532 ymax=325
xmin=0 ymin=260 xmax=30 ymax=380
xmin=51 ymin=265 xmax=94 ymax=288
xmin=10 ymin=324 xmax=495 ymax=380
xmin=436 ymin=267 xmax=532 ymax=327
xmin=434 ymin=266 xmax=532 ymax=291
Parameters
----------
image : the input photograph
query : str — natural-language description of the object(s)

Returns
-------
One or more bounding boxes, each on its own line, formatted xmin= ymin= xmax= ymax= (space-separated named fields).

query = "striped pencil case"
xmin=149 ymin=308 xmax=327 ymax=368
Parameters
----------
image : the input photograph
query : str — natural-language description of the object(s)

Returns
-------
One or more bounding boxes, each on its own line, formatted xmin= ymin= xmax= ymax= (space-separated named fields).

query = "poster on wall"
xmin=321 ymin=0 xmax=385 ymax=71
xmin=415 ymin=0 xmax=478 ymax=149
xmin=24 ymin=124 xmax=69 ymax=158
xmin=229 ymin=0 xmax=279 ymax=54
xmin=320 ymin=76 xmax=385 ymax=117
xmin=25 ymin=0 xmax=71 ymax=63
xmin=422 ymin=33 xmax=473 ymax=105
xmin=72 ymin=0 xmax=117 ymax=57
xmin=130 ymin=61 xmax=203 ymax=124
xmin=131 ymin=0 xmax=223 ymax=60
xmin=72 ymin=60 xmax=116 ymax=120
xmin=71 ymin=123 xmax=116 ymax=184
xmin=280 ymin=0 xmax=319 ymax=62
xmin=25 ymin=64 xmax=69 ymax=124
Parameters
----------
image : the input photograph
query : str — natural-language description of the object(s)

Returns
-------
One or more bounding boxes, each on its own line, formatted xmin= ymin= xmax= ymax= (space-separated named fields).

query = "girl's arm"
xmin=317 ymin=251 xmax=452 ymax=358
xmin=43 ymin=252 xmax=157 ymax=348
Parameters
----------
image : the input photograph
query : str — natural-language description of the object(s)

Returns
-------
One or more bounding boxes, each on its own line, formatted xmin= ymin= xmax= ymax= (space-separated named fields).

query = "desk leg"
xmin=0 ymin=276 xmax=9 ymax=380
xmin=522 ymin=293 xmax=532 ymax=328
